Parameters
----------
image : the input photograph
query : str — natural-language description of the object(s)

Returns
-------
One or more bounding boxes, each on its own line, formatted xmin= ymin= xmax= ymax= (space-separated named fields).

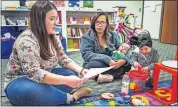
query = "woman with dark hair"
xmin=80 ymin=12 xmax=131 ymax=83
xmin=4 ymin=1 xmax=92 ymax=106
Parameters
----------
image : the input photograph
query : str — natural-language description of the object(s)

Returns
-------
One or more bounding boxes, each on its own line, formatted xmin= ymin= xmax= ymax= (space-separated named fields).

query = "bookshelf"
xmin=64 ymin=10 xmax=116 ymax=52
xmin=1 ymin=7 xmax=116 ymax=53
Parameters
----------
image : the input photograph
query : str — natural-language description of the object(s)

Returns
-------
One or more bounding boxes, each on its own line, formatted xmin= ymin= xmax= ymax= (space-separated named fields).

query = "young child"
xmin=112 ymin=43 xmax=131 ymax=61
xmin=130 ymin=30 xmax=159 ymax=87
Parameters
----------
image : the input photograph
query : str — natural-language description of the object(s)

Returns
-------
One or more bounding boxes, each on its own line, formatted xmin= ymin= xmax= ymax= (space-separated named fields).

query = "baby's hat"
xmin=130 ymin=30 xmax=152 ymax=48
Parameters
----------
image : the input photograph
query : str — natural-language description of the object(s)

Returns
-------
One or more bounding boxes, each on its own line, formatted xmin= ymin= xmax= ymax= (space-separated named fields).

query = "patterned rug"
xmin=71 ymin=81 xmax=177 ymax=106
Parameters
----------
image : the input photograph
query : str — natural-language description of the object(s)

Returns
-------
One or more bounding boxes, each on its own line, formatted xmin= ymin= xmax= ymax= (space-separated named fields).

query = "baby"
xmin=112 ymin=43 xmax=131 ymax=61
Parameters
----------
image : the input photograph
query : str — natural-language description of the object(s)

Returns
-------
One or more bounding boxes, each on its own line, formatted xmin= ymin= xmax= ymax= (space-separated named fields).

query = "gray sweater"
xmin=80 ymin=29 xmax=129 ymax=65
xmin=130 ymin=48 xmax=159 ymax=71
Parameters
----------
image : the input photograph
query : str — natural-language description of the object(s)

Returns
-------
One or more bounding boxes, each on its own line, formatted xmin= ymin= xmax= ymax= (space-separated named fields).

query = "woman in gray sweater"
xmin=80 ymin=12 xmax=131 ymax=83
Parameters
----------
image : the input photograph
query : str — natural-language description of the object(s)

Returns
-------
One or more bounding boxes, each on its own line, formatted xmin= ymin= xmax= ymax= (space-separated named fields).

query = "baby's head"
xmin=118 ymin=43 xmax=131 ymax=54
xmin=137 ymin=31 xmax=152 ymax=55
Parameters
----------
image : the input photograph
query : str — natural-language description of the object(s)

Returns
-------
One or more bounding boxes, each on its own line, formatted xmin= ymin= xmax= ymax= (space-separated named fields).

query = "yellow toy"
xmin=155 ymin=89 xmax=171 ymax=101
xmin=130 ymin=95 xmax=149 ymax=106
xmin=130 ymin=82 xmax=136 ymax=90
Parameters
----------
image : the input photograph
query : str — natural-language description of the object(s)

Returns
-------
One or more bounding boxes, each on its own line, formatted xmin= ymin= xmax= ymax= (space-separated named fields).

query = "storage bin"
xmin=128 ymin=68 xmax=149 ymax=92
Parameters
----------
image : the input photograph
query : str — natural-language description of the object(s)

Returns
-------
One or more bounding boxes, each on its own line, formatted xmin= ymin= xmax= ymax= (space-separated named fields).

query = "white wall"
xmin=1 ymin=1 xmax=20 ymax=8
xmin=2 ymin=1 xmax=144 ymax=26
xmin=143 ymin=1 xmax=163 ymax=39
xmin=93 ymin=1 xmax=143 ymax=26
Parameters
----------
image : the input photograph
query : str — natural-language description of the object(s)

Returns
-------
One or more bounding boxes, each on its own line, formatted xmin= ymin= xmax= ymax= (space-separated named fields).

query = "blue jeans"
xmin=83 ymin=61 xmax=131 ymax=79
xmin=5 ymin=68 xmax=78 ymax=106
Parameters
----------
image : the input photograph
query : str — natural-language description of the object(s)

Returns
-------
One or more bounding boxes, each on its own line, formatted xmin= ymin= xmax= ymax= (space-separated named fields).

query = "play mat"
xmin=71 ymin=81 xmax=178 ymax=106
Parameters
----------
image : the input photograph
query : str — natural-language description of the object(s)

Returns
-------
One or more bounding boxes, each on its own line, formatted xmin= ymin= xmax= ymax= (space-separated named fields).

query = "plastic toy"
xmin=101 ymin=93 xmax=115 ymax=100
xmin=117 ymin=97 xmax=124 ymax=106
xmin=123 ymin=95 xmax=131 ymax=102
xmin=129 ymin=82 xmax=136 ymax=90
xmin=121 ymin=72 xmax=130 ymax=94
xmin=128 ymin=66 xmax=149 ymax=92
xmin=146 ymin=62 xmax=177 ymax=105
xmin=130 ymin=95 xmax=149 ymax=106
xmin=133 ymin=84 xmax=140 ymax=92
xmin=155 ymin=89 xmax=171 ymax=101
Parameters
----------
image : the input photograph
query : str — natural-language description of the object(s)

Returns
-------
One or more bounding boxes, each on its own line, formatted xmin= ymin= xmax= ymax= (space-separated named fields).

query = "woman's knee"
xmin=83 ymin=61 xmax=108 ymax=69
xmin=5 ymin=77 xmax=68 ymax=106
xmin=5 ymin=77 xmax=44 ymax=105
xmin=52 ymin=68 xmax=78 ymax=76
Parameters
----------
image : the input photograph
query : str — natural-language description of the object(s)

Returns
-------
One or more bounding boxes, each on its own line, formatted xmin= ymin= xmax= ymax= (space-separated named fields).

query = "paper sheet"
xmin=80 ymin=66 xmax=115 ymax=84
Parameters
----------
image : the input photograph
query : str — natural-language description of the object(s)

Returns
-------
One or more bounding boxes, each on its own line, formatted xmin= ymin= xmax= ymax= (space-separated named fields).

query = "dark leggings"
xmin=83 ymin=61 xmax=131 ymax=79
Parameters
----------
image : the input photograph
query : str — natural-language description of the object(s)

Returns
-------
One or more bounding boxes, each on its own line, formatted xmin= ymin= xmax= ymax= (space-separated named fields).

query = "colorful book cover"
xmin=68 ymin=0 xmax=80 ymax=7
xmin=53 ymin=0 xmax=65 ymax=7
xmin=83 ymin=0 xmax=93 ymax=8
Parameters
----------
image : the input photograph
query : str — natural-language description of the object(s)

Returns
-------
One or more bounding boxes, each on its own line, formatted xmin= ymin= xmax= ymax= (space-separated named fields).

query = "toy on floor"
xmin=123 ymin=95 xmax=131 ymax=103
xmin=130 ymin=95 xmax=150 ymax=106
xmin=128 ymin=66 xmax=149 ymax=92
xmin=117 ymin=96 xmax=125 ymax=105
xmin=121 ymin=72 xmax=130 ymax=95
xmin=154 ymin=89 xmax=171 ymax=101
xmin=146 ymin=62 xmax=177 ymax=105
xmin=117 ymin=95 xmax=131 ymax=106
xmin=101 ymin=93 xmax=115 ymax=100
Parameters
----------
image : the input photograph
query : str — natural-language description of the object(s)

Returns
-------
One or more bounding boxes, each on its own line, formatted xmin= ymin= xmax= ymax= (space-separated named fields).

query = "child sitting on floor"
xmin=130 ymin=30 xmax=159 ymax=87
xmin=111 ymin=43 xmax=131 ymax=61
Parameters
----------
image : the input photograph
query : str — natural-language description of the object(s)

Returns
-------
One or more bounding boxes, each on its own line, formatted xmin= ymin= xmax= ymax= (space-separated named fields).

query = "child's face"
xmin=119 ymin=43 xmax=130 ymax=54
xmin=139 ymin=45 xmax=152 ymax=55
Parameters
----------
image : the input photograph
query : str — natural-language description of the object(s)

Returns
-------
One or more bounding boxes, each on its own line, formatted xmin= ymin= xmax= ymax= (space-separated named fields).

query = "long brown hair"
xmin=91 ymin=12 xmax=110 ymax=39
xmin=30 ymin=1 xmax=60 ymax=60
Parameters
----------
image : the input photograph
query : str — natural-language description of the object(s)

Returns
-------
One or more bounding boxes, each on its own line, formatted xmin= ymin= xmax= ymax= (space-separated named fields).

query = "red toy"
xmin=128 ymin=66 xmax=149 ymax=92
xmin=146 ymin=62 xmax=178 ymax=105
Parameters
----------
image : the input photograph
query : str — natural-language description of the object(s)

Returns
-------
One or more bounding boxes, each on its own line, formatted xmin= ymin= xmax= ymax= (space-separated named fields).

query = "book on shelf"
xmin=67 ymin=16 xmax=93 ymax=24
xmin=67 ymin=27 xmax=90 ymax=38
xmin=57 ymin=11 xmax=62 ymax=24
xmin=67 ymin=39 xmax=80 ymax=49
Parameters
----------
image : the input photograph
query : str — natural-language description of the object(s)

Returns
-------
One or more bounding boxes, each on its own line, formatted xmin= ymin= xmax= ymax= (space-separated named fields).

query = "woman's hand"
xmin=109 ymin=59 xmax=116 ymax=67
xmin=80 ymin=69 xmax=88 ymax=77
xmin=65 ymin=76 xmax=82 ymax=88
xmin=133 ymin=62 xmax=141 ymax=68
xmin=142 ymin=67 xmax=149 ymax=72
xmin=114 ymin=59 xmax=126 ymax=69
xmin=81 ymin=69 xmax=96 ymax=79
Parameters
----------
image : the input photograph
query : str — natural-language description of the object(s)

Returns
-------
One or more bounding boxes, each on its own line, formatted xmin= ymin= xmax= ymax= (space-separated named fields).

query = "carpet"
xmin=71 ymin=81 xmax=177 ymax=106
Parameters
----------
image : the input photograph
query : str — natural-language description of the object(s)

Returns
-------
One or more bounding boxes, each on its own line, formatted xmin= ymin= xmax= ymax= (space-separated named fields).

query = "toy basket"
xmin=128 ymin=67 xmax=149 ymax=92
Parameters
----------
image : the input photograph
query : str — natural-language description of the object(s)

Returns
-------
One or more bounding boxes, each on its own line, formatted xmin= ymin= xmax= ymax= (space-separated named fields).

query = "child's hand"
xmin=109 ymin=59 xmax=116 ymax=67
xmin=114 ymin=59 xmax=126 ymax=69
xmin=133 ymin=62 xmax=141 ymax=68
xmin=142 ymin=67 xmax=149 ymax=72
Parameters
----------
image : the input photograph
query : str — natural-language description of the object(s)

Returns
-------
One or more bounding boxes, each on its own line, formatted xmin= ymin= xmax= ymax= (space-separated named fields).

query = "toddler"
xmin=130 ymin=30 xmax=159 ymax=87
